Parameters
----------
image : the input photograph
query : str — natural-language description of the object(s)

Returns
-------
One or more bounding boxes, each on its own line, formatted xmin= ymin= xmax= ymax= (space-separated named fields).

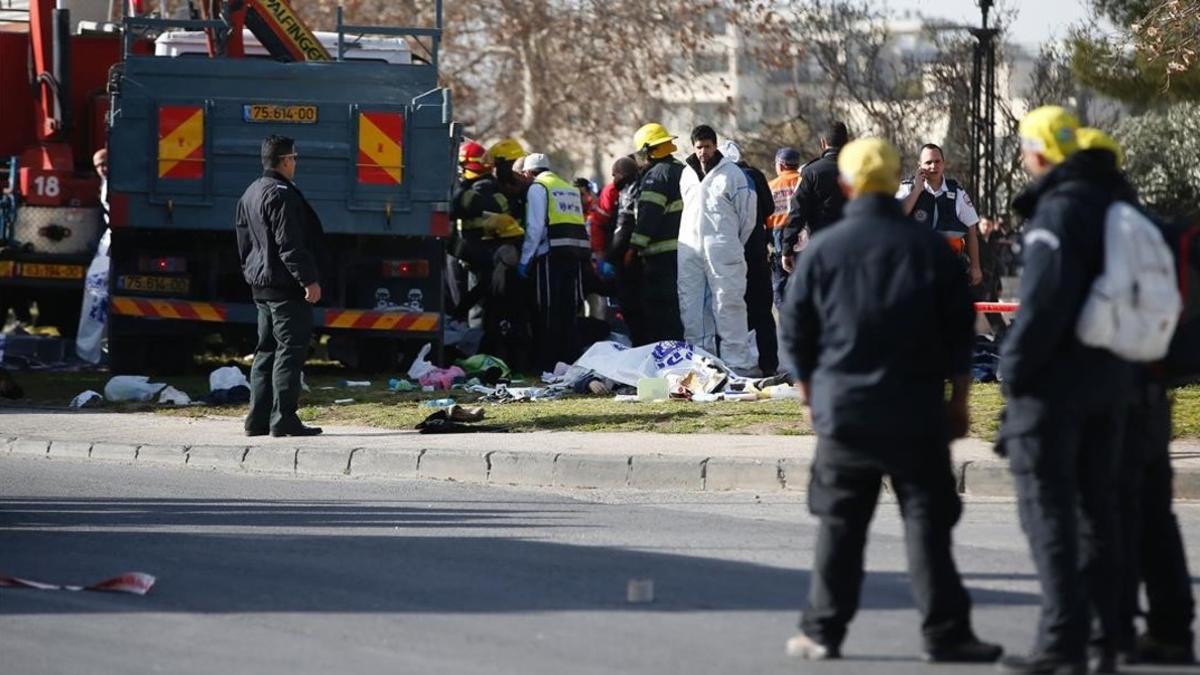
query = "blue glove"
xmin=517 ymin=262 xmax=529 ymax=279
xmin=599 ymin=261 xmax=616 ymax=280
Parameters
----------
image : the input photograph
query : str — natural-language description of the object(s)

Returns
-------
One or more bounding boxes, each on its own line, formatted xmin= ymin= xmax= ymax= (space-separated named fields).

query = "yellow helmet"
xmin=633 ymin=123 xmax=676 ymax=153
xmin=489 ymin=138 xmax=526 ymax=162
xmin=1076 ymin=127 xmax=1125 ymax=168
xmin=1019 ymin=105 xmax=1080 ymax=165
xmin=837 ymin=137 xmax=901 ymax=196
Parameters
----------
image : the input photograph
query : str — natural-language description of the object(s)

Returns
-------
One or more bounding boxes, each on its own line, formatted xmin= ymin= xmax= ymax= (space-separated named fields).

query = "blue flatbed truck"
xmin=105 ymin=2 xmax=456 ymax=373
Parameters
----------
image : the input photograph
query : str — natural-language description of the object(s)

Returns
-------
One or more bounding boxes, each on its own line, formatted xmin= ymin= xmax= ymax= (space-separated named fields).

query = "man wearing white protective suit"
xmin=678 ymin=125 xmax=759 ymax=376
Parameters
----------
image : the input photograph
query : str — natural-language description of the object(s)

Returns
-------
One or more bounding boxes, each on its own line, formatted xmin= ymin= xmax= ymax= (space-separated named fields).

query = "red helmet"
xmin=458 ymin=140 xmax=492 ymax=175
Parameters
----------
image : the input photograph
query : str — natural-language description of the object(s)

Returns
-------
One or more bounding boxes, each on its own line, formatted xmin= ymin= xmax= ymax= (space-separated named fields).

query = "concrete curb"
xmin=5 ymin=434 xmax=1200 ymax=499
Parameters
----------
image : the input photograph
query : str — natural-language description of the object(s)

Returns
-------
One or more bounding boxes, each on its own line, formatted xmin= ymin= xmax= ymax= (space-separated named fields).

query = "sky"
xmin=884 ymin=0 xmax=1096 ymax=47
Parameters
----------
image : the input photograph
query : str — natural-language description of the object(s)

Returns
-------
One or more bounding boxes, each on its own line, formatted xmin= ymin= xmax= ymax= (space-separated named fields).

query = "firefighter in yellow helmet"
xmin=628 ymin=123 xmax=685 ymax=341
xmin=489 ymin=137 xmax=531 ymax=223
xmin=448 ymin=139 xmax=530 ymax=367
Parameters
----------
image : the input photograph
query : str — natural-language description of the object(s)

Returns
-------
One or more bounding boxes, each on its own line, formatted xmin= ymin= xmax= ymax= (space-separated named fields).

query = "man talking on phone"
xmin=897 ymin=144 xmax=983 ymax=287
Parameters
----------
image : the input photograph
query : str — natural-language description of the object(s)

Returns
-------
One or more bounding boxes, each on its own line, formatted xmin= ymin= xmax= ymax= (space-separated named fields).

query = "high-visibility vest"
xmin=767 ymin=170 xmax=801 ymax=231
xmin=534 ymin=171 xmax=590 ymax=257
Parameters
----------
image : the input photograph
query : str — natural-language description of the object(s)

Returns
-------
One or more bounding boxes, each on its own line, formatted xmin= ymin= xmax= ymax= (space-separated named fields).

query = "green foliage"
xmin=1070 ymin=33 xmax=1200 ymax=103
xmin=1112 ymin=103 xmax=1200 ymax=221
xmin=1089 ymin=0 xmax=1159 ymax=26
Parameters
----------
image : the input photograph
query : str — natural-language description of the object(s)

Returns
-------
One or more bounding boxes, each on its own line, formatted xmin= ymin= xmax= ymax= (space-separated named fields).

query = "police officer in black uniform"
xmin=996 ymin=107 xmax=1136 ymax=674
xmin=779 ymin=137 xmax=1001 ymax=665
xmin=235 ymin=134 xmax=323 ymax=438
xmin=780 ymin=121 xmax=849 ymax=274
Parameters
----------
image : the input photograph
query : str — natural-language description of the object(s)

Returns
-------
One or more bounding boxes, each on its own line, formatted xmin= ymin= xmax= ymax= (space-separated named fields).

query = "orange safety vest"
xmin=767 ymin=169 xmax=802 ymax=231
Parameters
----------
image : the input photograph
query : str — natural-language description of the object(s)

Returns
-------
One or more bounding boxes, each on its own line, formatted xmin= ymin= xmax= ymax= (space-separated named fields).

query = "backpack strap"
xmin=1180 ymin=224 xmax=1200 ymax=299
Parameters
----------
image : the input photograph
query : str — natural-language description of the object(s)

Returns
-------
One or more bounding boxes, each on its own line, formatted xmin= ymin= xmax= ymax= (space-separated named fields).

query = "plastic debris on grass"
xmin=104 ymin=375 xmax=167 ymax=402
xmin=69 ymin=390 xmax=104 ymax=408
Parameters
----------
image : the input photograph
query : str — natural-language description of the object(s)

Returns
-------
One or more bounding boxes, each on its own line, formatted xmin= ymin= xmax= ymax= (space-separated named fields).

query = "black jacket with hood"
xmin=998 ymin=149 xmax=1136 ymax=435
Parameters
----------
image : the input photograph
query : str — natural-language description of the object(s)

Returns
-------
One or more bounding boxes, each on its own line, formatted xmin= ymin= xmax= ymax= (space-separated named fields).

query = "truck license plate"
xmin=18 ymin=263 xmax=84 ymax=280
xmin=243 ymin=104 xmax=319 ymax=124
xmin=117 ymin=275 xmax=190 ymax=294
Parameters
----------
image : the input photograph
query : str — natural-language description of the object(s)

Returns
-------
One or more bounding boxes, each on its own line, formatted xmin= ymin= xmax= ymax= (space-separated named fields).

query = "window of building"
xmin=695 ymin=52 xmax=730 ymax=75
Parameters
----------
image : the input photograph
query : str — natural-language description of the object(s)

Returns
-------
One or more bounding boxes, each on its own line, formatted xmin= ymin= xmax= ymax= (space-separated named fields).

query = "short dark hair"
xmin=824 ymin=121 xmax=849 ymax=148
xmin=920 ymin=143 xmax=945 ymax=159
xmin=690 ymin=124 xmax=718 ymax=145
xmin=261 ymin=134 xmax=295 ymax=170
xmin=573 ymin=177 xmax=593 ymax=192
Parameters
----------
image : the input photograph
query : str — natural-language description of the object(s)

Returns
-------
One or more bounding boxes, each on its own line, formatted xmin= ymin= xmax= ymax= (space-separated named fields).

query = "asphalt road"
xmin=2 ymin=456 xmax=1198 ymax=674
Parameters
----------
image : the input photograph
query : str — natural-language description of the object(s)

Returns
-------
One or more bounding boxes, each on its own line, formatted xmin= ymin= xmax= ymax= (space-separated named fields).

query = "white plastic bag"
xmin=407 ymin=342 xmax=436 ymax=380
xmin=157 ymin=386 xmax=191 ymax=405
xmin=209 ymin=366 xmax=249 ymax=393
xmin=69 ymin=390 xmax=104 ymax=408
xmin=103 ymin=375 xmax=167 ymax=402
xmin=75 ymin=229 xmax=111 ymax=364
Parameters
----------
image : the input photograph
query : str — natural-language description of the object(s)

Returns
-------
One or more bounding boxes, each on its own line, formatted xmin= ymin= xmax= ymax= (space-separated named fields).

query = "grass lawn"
xmin=7 ymin=365 xmax=1198 ymax=440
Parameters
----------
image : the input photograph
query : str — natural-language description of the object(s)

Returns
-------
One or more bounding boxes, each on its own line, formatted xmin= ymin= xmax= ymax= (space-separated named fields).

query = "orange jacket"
xmin=767 ymin=169 xmax=802 ymax=231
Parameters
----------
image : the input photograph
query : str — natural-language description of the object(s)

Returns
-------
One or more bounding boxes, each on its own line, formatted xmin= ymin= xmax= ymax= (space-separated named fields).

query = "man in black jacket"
xmin=235 ymin=135 xmax=324 ymax=438
xmin=779 ymin=137 xmax=1001 ymax=665
xmin=781 ymin=121 xmax=849 ymax=274
xmin=996 ymin=107 xmax=1136 ymax=674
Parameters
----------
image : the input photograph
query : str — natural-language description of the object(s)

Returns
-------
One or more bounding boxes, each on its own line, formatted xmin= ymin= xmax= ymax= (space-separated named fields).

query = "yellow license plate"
xmin=243 ymin=104 xmax=319 ymax=124
xmin=117 ymin=275 xmax=190 ymax=294
xmin=18 ymin=263 xmax=84 ymax=280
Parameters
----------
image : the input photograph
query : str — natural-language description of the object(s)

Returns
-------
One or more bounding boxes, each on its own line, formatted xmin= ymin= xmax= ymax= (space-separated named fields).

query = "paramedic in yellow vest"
xmin=518 ymin=153 xmax=590 ymax=371
xmin=896 ymin=144 xmax=983 ymax=287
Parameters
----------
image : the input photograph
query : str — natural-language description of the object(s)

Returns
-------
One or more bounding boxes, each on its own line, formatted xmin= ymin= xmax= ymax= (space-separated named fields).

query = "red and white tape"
xmin=0 ymin=572 xmax=156 ymax=595
xmin=975 ymin=302 xmax=1019 ymax=313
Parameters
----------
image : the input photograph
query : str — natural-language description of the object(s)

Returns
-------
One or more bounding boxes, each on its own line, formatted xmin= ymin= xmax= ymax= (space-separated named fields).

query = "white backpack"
xmin=1075 ymin=201 xmax=1182 ymax=361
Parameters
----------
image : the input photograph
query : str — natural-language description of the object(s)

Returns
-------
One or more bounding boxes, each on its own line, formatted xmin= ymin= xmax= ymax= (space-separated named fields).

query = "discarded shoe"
xmin=785 ymin=633 xmax=840 ymax=661
xmin=446 ymin=404 xmax=485 ymax=422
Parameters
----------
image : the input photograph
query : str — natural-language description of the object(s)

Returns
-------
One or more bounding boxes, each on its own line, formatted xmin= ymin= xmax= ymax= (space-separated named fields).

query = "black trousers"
xmin=639 ymin=252 xmax=683 ymax=343
xmin=1118 ymin=383 xmax=1195 ymax=647
xmin=801 ymin=436 xmax=973 ymax=650
xmin=246 ymin=299 xmax=313 ymax=434
xmin=615 ymin=258 xmax=648 ymax=347
xmin=1006 ymin=407 xmax=1124 ymax=661
xmin=744 ymin=250 xmax=777 ymax=373
xmin=532 ymin=251 xmax=583 ymax=372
